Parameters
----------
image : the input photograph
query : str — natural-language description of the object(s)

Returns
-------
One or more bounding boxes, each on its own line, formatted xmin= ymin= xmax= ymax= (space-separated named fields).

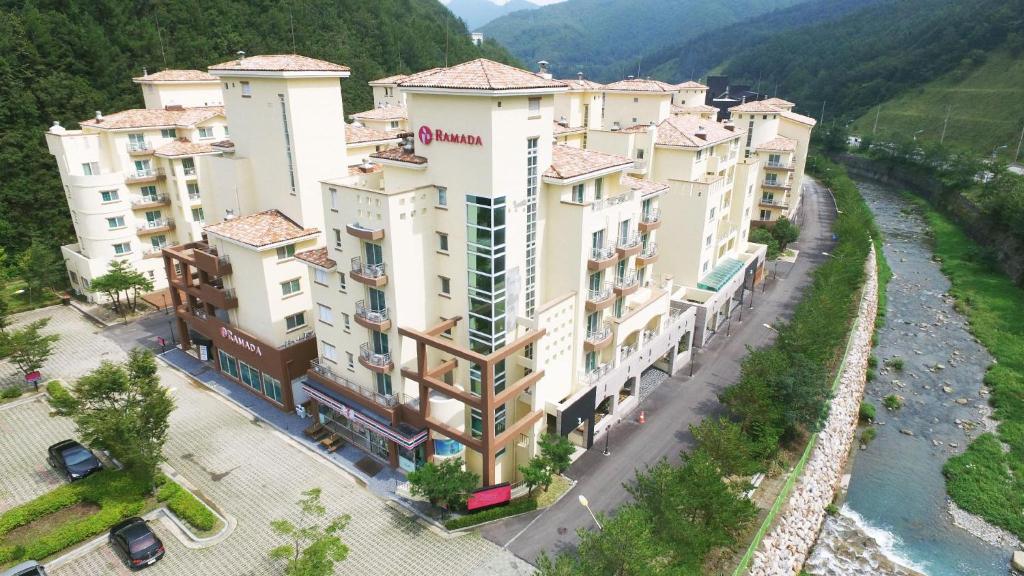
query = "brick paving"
xmin=1 ymin=308 xmax=533 ymax=575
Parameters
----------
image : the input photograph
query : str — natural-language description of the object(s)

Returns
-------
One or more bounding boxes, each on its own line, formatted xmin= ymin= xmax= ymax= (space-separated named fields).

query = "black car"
xmin=109 ymin=517 xmax=165 ymax=570
xmin=0 ymin=560 xmax=47 ymax=576
xmin=46 ymin=440 xmax=102 ymax=481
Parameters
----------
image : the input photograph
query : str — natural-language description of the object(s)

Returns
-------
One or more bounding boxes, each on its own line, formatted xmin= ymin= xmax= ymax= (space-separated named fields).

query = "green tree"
xmin=770 ymin=217 xmax=800 ymax=251
xmin=535 ymin=551 xmax=580 ymax=576
xmin=518 ymin=456 xmax=552 ymax=496
xmin=90 ymin=260 xmax=153 ymax=313
xmin=269 ymin=488 xmax=350 ymax=576
xmin=575 ymin=504 xmax=671 ymax=576
xmin=690 ymin=417 xmax=757 ymax=477
xmin=17 ymin=238 xmax=63 ymax=304
xmin=538 ymin=432 xmax=574 ymax=475
xmin=0 ymin=318 xmax=59 ymax=387
xmin=749 ymin=227 xmax=780 ymax=259
xmin=406 ymin=456 xmax=479 ymax=509
xmin=49 ymin=348 xmax=174 ymax=480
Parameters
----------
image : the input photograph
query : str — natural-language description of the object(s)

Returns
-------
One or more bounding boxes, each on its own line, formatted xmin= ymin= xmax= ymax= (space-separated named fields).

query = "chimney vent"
xmin=142 ymin=67 xmax=148 ymax=76
xmin=626 ymin=75 xmax=635 ymax=80
xmin=235 ymin=50 xmax=246 ymax=65
xmin=95 ymin=111 xmax=103 ymax=121
xmin=537 ymin=60 xmax=552 ymax=80
xmin=611 ymin=121 xmax=621 ymax=131
xmin=224 ymin=209 xmax=236 ymax=221
xmin=696 ymin=125 xmax=707 ymax=140
xmin=577 ymin=72 xmax=584 ymax=81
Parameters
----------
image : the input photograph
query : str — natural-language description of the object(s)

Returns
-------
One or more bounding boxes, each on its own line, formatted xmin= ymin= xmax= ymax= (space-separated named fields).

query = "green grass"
xmin=443 ymin=497 xmax=538 ymax=530
xmin=1 ymin=279 xmax=62 ymax=315
xmin=883 ymin=394 xmax=903 ymax=410
xmin=859 ymin=402 xmax=877 ymax=422
xmin=155 ymin=476 xmax=218 ymax=533
xmin=851 ymin=50 xmax=1024 ymax=162
xmin=921 ymin=208 xmax=1024 ymax=539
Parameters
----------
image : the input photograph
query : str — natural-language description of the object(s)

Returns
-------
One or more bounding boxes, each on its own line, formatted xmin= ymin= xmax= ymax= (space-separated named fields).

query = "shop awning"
xmin=302 ymin=380 xmax=428 ymax=450
xmin=697 ymin=257 xmax=744 ymax=292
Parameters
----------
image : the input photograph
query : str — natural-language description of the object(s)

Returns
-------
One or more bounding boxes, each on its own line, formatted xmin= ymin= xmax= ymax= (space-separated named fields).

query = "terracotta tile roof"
xmin=761 ymin=97 xmax=794 ymax=108
xmin=204 ymin=209 xmax=319 ymax=248
xmin=346 ymin=124 xmax=402 ymax=145
xmin=675 ymin=80 xmax=709 ymax=89
xmin=350 ymin=105 xmax=408 ymax=121
xmin=619 ymin=124 xmax=654 ymax=134
xmin=370 ymin=147 xmax=427 ymax=165
xmin=655 ymin=116 xmax=742 ymax=148
xmin=209 ymin=54 xmax=349 ymax=73
xmin=780 ymin=109 xmax=817 ymax=126
xmin=603 ymin=78 xmax=678 ymax=93
xmin=728 ymin=100 xmax=783 ymax=113
xmin=621 ymin=175 xmax=669 ymax=196
xmin=544 ymin=144 xmax=632 ymax=180
xmin=295 ymin=247 xmax=336 ymax=269
xmin=562 ymin=78 xmax=605 ymax=91
xmin=672 ymin=103 xmax=718 ymax=115
xmin=154 ymin=138 xmax=218 ymax=157
xmin=81 ymin=106 xmax=223 ymax=130
xmin=369 ymin=74 xmax=409 ymax=85
xmin=757 ymin=136 xmax=797 ymax=152
xmin=553 ymin=121 xmax=585 ymax=135
xmin=133 ymin=69 xmax=218 ymax=83
xmin=398 ymin=59 xmax=567 ymax=91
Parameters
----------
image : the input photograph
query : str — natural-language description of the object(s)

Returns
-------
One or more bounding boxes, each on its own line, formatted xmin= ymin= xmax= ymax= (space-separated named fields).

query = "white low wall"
xmin=748 ymin=246 xmax=879 ymax=576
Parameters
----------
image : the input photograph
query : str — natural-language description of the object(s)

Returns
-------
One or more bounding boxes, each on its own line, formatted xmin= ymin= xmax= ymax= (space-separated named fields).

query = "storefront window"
xmin=262 ymin=374 xmax=282 ymax=403
xmin=434 ymin=438 xmax=463 ymax=457
xmin=239 ymin=361 xmax=260 ymax=390
xmin=218 ymin=350 xmax=239 ymax=379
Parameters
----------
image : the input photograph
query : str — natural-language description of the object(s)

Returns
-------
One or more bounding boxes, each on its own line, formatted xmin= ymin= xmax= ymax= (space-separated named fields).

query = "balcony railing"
xmin=615 ymin=271 xmax=639 ymax=290
xmin=126 ymin=141 xmax=153 ymax=154
xmin=310 ymin=358 xmax=401 ymax=408
xmin=129 ymin=168 xmax=163 ymax=179
xmin=355 ymin=300 xmax=390 ymax=328
xmin=143 ymin=242 xmax=178 ymax=258
xmin=351 ymin=258 xmax=385 ymax=278
xmin=762 ymin=179 xmax=790 ymax=188
xmin=642 ymin=209 xmax=660 ymax=224
xmin=579 ymin=363 xmax=612 ymax=386
xmin=760 ymin=197 xmax=788 ymax=207
xmin=359 ymin=342 xmax=392 ymax=369
xmin=617 ymin=234 xmax=641 ymax=250
xmin=131 ymin=194 xmax=169 ymax=207
xmin=587 ymin=282 xmax=613 ymax=304
xmin=188 ymin=191 xmax=202 ymax=202
xmin=585 ymin=323 xmax=612 ymax=344
xmin=765 ymin=161 xmax=794 ymax=169
xmin=590 ymin=246 xmax=615 ymax=261
xmin=280 ymin=331 xmax=315 ymax=350
xmin=137 ymin=218 xmax=174 ymax=233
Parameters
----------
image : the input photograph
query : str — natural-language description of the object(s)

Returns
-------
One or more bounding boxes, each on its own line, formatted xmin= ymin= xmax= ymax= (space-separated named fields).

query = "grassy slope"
xmin=910 ymin=202 xmax=1024 ymax=538
xmin=852 ymin=51 xmax=1024 ymax=161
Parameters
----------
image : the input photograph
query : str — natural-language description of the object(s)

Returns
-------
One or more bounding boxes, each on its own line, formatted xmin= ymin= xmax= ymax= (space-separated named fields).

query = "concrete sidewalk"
xmin=482 ymin=177 xmax=838 ymax=563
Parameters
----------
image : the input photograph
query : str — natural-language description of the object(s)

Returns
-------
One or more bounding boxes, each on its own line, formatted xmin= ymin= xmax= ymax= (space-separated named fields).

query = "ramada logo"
xmin=220 ymin=325 xmax=263 ymax=357
xmin=417 ymin=125 xmax=483 ymax=146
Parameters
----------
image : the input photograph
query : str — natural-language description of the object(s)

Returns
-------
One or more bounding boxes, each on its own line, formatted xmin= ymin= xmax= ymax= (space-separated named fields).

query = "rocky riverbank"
xmin=747 ymin=247 xmax=879 ymax=576
xmin=948 ymin=500 xmax=1023 ymax=550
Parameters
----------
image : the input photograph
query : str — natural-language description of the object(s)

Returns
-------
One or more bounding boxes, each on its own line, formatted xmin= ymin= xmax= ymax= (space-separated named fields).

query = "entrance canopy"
xmin=302 ymin=380 xmax=428 ymax=450
xmin=697 ymin=257 xmax=744 ymax=292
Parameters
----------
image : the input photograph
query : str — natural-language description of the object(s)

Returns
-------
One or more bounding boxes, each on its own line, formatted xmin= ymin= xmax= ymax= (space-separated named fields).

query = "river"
xmin=805 ymin=179 xmax=1013 ymax=575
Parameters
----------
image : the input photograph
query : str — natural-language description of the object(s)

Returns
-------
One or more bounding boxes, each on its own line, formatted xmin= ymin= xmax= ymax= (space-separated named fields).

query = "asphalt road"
xmin=480 ymin=177 xmax=838 ymax=563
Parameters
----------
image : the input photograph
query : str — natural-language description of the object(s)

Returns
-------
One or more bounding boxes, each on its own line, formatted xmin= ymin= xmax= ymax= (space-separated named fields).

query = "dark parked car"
xmin=0 ymin=560 xmax=47 ymax=576
xmin=46 ymin=440 xmax=102 ymax=481
xmin=109 ymin=517 xmax=165 ymax=570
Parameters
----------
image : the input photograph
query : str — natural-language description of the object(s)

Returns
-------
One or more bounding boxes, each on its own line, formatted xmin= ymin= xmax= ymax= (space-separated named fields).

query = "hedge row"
xmin=444 ymin=498 xmax=538 ymax=530
xmin=156 ymin=477 xmax=217 ymax=532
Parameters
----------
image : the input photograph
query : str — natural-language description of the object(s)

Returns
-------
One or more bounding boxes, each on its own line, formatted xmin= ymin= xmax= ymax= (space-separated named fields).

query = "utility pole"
xmin=819 ymin=100 xmax=827 ymax=124
xmin=1015 ymin=121 xmax=1024 ymax=164
xmin=940 ymin=105 xmax=951 ymax=145
xmin=872 ymin=106 xmax=881 ymax=136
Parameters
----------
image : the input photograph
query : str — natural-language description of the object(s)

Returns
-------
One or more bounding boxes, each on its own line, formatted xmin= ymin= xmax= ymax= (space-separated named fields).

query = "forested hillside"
xmin=0 ymin=0 xmax=513 ymax=265
xmin=480 ymin=0 xmax=804 ymax=81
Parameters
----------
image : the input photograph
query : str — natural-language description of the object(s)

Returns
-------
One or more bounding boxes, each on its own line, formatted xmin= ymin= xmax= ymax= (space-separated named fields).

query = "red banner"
xmin=467 ymin=483 xmax=511 ymax=511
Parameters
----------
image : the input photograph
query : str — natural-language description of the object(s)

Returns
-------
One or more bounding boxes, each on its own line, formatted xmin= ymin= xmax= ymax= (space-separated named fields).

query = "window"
xmin=346 ymin=352 xmax=355 ymax=370
xmin=633 ymin=97 xmax=639 ymax=103
xmin=323 ymin=341 xmax=338 ymax=362
xmin=100 ymin=190 xmax=119 ymax=202
xmin=262 ymin=374 xmax=282 ymax=403
xmin=218 ymin=350 xmax=239 ymax=379
xmin=113 ymin=242 xmax=131 ymax=255
xmin=241 ymin=81 xmax=252 ymax=97
xmin=150 ymin=235 xmax=166 ymax=249
xmin=495 ymin=404 xmax=507 ymax=435
xmin=280 ymin=278 xmax=301 ymax=296
xmin=760 ymin=209 xmax=772 ymax=221
xmin=341 ymin=312 xmax=351 ymax=330
xmin=594 ymin=177 xmax=603 ymax=200
xmin=318 ymin=304 xmax=333 ymax=324
xmin=239 ymin=360 xmax=260 ymax=390
xmin=285 ymin=312 xmax=306 ymax=331
xmin=338 ymin=273 xmax=347 ymax=292
xmin=81 ymin=162 xmax=100 ymax=176
xmin=705 ymin=234 xmax=713 ymax=247
xmin=223 ymin=125 xmax=230 ymax=136
xmin=471 ymin=409 xmax=482 ymax=438
xmin=329 ymin=188 xmax=338 ymax=211
xmin=181 ymin=158 xmax=196 ymax=176
xmin=389 ymin=120 xmax=399 ymax=130
xmin=106 ymin=216 xmax=125 ymax=229
xmin=140 ymin=185 xmax=157 ymax=200
xmin=702 ymin=260 xmax=710 ymax=273
xmin=187 ymin=182 xmax=200 ymax=199
xmin=572 ymin=183 xmax=584 ymax=203
xmin=314 ymin=268 xmax=328 ymax=285
xmin=160 ymin=129 xmax=177 ymax=139
xmin=528 ymin=97 xmax=541 ymax=115
xmin=439 ymin=276 xmax=451 ymax=295
xmin=333 ymin=228 xmax=342 ymax=248
xmin=198 ymin=126 xmax=214 ymax=139
xmin=708 ymin=207 xmax=716 ymax=222
xmin=276 ymin=244 xmax=295 ymax=260
xmin=636 ymin=148 xmax=644 ymax=160
xmin=768 ymin=153 xmax=781 ymax=166
xmin=613 ymin=297 xmax=624 ymax=318
xmin=437 ymin=186 xmax=447 ymax=206
xmin=438 ymin=233 xmax=449 ymax=252
xmin=191 ymin=207 xmax=205 ymax=223
xmin=696 ymin=148 xmax=703 ymax=161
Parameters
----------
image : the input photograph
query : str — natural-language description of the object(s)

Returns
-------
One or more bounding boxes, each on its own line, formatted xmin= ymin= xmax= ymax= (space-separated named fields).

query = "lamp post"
xmin=763 ymin=323 xmax=778 ymax=333
xmin=578 ymin=495 xmax=603 ymax=530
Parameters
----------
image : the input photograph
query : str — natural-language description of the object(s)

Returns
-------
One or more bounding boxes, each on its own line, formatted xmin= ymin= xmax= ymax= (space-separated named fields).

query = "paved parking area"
xmin=1 ymin=307 xmax=532 ymax=575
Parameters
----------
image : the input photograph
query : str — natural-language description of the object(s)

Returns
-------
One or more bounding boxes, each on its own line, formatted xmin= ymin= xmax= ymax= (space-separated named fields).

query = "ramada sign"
xmin=418 ymin=125 xmax=482 ymax=146
xmin=221 ymin=325 xmax=263 ymax=357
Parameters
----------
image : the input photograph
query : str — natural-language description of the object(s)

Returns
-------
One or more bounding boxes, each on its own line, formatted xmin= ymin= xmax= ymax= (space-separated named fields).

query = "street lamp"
xmin=763 ymin=323 xmax=779 ymax=333
xmin=992 ymin=144 xmax=1008 ymax=159
xmin=578 ymin=495 xmax=603 ymax=530
xmin=912 ymin=129 xmax=924 ymax=142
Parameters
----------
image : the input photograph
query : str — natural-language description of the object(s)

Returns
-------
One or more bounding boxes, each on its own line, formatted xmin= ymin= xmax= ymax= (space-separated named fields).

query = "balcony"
xmin=346 ymin=222 xmax=385 ymax=241
xmin=616 ymin=234 xmax=642 ymax=258
xmin=309 ymin=358 xmax=402 ymax=409
xmin=131 ymin=194 xmax=170 ymax=209
xmin=199 ymin=283 xmax=238 ymax=309
xmin=125 ymin=167 xmax=165 ymax=184
xmin=583 ymin=323 xmax=613 ymax=351
xmin=587 ymin=245 xmax=617 ymax=271
xmin=143 ymin=242 xmax=177 ymax=259
xmin=350 ymin=257 xmax=388 ymax=287
xmin=355 ymin=300 xmax=391 ymax=331
xmin=191 ymin=246 xmax=231 ymax=276
xmin=359 ymin=342 xmax=394 ymax=373
xmin=126 ymin=141 xmax=153 ymax=156
xmin=182 ymin=166 xmax=197 ymax=178
xmin=188 ymin=191 xmax=202 ymax=203
xmin=762 ymin=180 xmax=791 ymax=191
xmin=759 ymin=197 xmax=789 ymax=208
xmin=636 ymin=243 xmax=658 ymax=267
xmin=614 ymin=270 xmax=639 ymax=296
xmin=765 ymin=161 xmax=795 ymax=171
xmin=638 ymin=209 xmax=661 ymax=232
xmin=585 ymin=282 xmax=614 ymax=311
xmin=579 ymin=363 xmax=612 ymax=386
xmin=137 ymin=218 xmax=175 ymax=234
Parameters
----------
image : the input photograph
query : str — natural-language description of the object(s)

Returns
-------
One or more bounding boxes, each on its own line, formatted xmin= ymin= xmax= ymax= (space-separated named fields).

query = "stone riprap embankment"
xmin=748 ymin=247 xmax=879 ymax=576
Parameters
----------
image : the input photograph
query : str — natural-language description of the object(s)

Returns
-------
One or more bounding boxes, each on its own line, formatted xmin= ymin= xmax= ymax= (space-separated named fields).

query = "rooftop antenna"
xmin=444 ymin=12 xmax=450 ymax=67
xmin=289 ymin=1 xmax=297 ymax=53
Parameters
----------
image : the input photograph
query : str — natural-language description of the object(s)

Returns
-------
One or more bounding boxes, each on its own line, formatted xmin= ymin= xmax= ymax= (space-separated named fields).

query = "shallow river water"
xmin=805 ymin=179 xmax=1012 ymax=575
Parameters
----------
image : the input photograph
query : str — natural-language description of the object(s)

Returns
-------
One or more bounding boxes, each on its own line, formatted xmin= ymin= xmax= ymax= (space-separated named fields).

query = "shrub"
xmin=859 ymin=402 xmax=877 ymax=422
xmin=155 ymin=477 xmax=217 ymax=532
xmin=861 ymin=428 xmax=877 ymax=444
xmin=1 ymin=386 xmax=22 ymax=399
xmin=750 ymin=228 xmax=780 ymax=259
xmin=866 ymin=368 xmax=876 ymax=382
xmin=867 ymin=355 xmax=878 ymax=369
xmin=46 ymin=380 xmax=71 ymax=405
xmin=444 ymin=498 xmax=538 ymax=530
xmin=825 ymin=504 xmax=839 ymax=516
xmin=884 ymin=357 xmax=905 ymax=371
xmin=883 ymin=395 xmax=903 ymax=410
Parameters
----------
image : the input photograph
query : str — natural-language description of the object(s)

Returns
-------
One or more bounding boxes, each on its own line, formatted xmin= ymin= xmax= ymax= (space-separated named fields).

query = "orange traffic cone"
xmin=638 ymin=410 xmax=646 ymax=424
